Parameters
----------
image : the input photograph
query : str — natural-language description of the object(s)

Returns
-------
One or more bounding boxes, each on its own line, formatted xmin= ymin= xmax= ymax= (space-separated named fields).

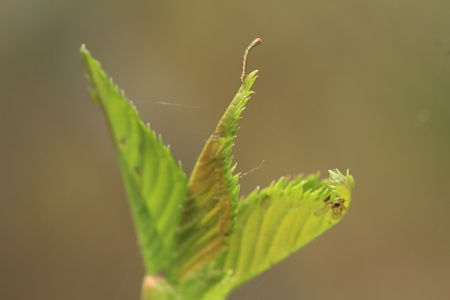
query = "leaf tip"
xmin=80 ymin=44 xmax=92 ymax=64
xmin=328 ymin=169 xmax=355 ymax=188
xmin=327 ymin=169 xmax=355 ymax=206
xmin=80 ymin=43 xmax=87 ymax=53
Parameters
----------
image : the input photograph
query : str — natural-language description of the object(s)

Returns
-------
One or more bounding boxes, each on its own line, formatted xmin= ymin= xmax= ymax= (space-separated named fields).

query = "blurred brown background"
xmin=1 ymin=1 xmax=449 ymax=299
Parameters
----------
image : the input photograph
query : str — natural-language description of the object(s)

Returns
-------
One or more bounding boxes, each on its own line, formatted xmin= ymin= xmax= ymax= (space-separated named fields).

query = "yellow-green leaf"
xmin=171 ymin=71 xmax=258 ymax=282
xmin=81 ymin=45 xmax=188 ymax=275
xmin=220 ymin=169 xmax=354 ymax=289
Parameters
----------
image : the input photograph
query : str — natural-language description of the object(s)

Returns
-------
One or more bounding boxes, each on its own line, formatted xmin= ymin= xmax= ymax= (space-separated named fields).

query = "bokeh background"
xmin=1 ymin=1 xmax=450 ymax=299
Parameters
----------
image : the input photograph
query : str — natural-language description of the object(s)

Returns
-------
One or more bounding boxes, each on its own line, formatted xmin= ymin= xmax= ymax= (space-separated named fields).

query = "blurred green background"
xmin=1 ymin=1 xmax=450 ymax=299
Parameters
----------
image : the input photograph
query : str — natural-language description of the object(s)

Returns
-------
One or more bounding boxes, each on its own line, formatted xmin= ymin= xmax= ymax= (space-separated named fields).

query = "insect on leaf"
xmin=217 ymin=169 xmax=354 ymax=290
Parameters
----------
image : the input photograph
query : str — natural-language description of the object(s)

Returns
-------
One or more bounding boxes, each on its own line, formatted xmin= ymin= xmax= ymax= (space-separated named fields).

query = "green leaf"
xmin=218 ymin=169 xmax=355 ymax=290
xmin=80 ymin=45 xmax=188 ymax=275
xmin=170 ymin=71 xmax=258 ymax=282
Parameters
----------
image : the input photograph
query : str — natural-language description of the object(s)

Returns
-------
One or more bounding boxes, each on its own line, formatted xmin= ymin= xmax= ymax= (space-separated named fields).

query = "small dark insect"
xmin=314 ymin=195 xmax=346 ymax=220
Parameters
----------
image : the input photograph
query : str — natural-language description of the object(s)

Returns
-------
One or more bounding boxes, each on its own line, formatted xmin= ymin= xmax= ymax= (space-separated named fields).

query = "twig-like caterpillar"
xmin=241 ymin=38 xmax=262 ymax=83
